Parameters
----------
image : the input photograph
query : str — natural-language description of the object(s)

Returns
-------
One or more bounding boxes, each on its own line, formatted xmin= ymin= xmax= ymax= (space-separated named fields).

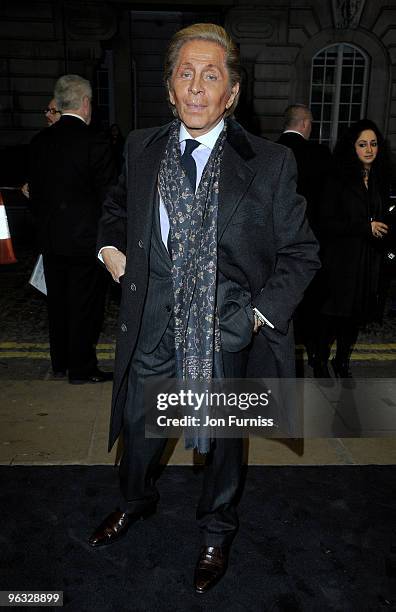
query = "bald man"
xmin=278 ymin=104 xmax=332 ymax=367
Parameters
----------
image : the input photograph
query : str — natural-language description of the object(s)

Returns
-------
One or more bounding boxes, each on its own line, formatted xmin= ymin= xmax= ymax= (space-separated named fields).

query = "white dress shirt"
xmin=281 ymin=129 xmax=306 ymax=139
xmin=159 ymin=120 xmax=225 ymax=246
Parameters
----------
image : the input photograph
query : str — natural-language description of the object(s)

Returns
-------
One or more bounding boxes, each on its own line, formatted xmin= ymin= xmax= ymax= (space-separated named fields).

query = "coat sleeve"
xmin=253 ymin=148 xmax=321 ymax=335
xmin=96 ymin=138 xmax=130 ymax=255
xmin=27 ymin=132 xmax=42 ymax=217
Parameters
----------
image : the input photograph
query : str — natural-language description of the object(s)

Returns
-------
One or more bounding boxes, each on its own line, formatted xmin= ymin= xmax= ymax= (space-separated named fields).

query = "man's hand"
xmin=21 ymin=183 xmax=30 ymax=199
xmin=253 ymin=314 xmax=263 ymax=334
xmin=101 ymin=248 xmax=126 ymax=283
xmin=371 ymin=221 xmax=388 ymax=239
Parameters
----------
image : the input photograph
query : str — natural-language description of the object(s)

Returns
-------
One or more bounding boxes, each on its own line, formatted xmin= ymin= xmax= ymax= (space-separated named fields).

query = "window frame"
xmin=309 ymin=43 xmax=370 ymax=148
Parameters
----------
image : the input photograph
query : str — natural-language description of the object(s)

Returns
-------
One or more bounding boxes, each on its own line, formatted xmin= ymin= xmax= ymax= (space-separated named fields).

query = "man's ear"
xmin=168 ymin=86 xmax=175 ymax=106
xmin=82 ymin=95 xmax=89 ymax=113
xmin=225 ymin=82 xmax=240 ymax=110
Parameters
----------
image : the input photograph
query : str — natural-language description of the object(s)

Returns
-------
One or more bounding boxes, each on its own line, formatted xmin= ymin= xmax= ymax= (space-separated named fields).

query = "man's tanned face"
xmin=168 ymin=39 xmax=239 ymax=137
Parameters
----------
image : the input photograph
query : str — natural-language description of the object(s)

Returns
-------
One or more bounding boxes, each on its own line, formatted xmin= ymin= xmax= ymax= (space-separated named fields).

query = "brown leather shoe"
xmin=88 ymin=506 xmax=155 ymax=548
xmin=194 ymin=546 xmax=228 ymax=593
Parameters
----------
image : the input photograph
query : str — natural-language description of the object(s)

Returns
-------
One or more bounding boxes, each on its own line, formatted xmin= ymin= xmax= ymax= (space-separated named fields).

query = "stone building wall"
xmin=227 ymin=0 xmax=396 ymax=153
xmin=1 ymin=0 xmax=396 ymax=155
xmin=0 ymin=0 xmax=116 ymax=147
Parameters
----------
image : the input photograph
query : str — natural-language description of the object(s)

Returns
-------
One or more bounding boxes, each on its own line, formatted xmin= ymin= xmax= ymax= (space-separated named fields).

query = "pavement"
xmin=1 ymin=244 xmax=396 ymax=466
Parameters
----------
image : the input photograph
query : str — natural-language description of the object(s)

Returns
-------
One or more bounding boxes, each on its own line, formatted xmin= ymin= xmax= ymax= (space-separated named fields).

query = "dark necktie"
xmin=181 ymin=139 xmax=200 ymax=191
xmin=168 ymin=139 xmax=200 ymax=257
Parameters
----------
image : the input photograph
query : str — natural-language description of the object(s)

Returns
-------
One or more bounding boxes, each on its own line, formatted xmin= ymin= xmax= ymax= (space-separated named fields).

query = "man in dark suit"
xmin=29 ymin=75 xmax=116 ymax=384
xmin=21 ymin=98 xmax=61 ymax=199
xmin=89 ymin=25 xmax=320 ymax=592
xmin=278 ymin=104 xmax=332 ymax=366
xmin=278 ymin=104 xmax=332 ymax=233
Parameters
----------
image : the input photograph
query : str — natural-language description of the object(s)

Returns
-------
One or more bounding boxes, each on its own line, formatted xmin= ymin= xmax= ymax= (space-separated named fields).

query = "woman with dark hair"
xmin=314 ymin=119 xmax=390 ymax=378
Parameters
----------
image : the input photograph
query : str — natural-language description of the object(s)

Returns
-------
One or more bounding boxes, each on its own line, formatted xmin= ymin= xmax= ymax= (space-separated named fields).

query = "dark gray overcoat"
xmin=97 ymin=119 xmax=320 ymax=449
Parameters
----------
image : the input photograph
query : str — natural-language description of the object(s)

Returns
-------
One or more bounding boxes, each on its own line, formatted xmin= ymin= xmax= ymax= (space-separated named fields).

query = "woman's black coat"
xmin=317 ymin=170 xmax=385 ymax=321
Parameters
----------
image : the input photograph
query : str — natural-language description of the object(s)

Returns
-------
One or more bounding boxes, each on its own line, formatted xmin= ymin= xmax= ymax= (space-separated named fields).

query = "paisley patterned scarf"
xmin=158 ymin=120 xmax=227 ymax=453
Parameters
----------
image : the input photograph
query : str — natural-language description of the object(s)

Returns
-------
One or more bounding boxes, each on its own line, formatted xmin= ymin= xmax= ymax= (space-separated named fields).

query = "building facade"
xmin=0 ymin=0 xmax=396 ymax=155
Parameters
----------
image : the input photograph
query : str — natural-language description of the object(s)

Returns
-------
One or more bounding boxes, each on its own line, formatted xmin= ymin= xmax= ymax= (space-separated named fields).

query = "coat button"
xmin=138 ymin=240 xmax=144 ymax=248
xmin=130 ymin=283 xmax=136 ymax=292
xmin=121 ymin=323 xmax=127 ymax=332
xmin=165 ymin=304 xmax=172 ymax=312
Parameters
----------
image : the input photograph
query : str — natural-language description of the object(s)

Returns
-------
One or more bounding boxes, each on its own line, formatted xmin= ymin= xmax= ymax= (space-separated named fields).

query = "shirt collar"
xmin=283 ymin=129 xmax=306 ymax=139
xmin=179 ymin=119 xmax=225 ymax=150
xmin=61 ymin=112 xmax=87 ymax=124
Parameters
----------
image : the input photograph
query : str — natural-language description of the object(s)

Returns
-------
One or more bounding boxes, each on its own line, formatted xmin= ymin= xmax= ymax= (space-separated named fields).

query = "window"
xmin=94 ymin=50 xmax=115 ymax=131
xmin=310 ymin=44 xmax=369 ymax=147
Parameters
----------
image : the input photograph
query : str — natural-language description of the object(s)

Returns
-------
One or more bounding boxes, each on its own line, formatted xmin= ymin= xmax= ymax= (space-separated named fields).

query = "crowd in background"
xmin=278 ymin=105 xmax=395 ymax=380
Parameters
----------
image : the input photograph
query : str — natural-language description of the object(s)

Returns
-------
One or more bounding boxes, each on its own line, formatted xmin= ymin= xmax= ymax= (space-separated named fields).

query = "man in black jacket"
xmin=88 ymin=25 xmax=320 ymax=593
xmin=278 ymin=104 xmax=332 ymax=366
xmin=29 ymin=74 xmax=116 ymax=383
xmin=278 ymin=104 xmax=332 ymax=234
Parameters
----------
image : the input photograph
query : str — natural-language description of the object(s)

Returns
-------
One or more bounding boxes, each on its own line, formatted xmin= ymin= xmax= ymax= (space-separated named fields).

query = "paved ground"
xmin=1 ymin=242 xmax=396 ymax=466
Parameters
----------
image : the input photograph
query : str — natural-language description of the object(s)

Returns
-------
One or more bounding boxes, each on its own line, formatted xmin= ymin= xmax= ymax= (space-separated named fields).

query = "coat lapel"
xmin=132 ymin=119 xmax=256 ymax=244
xmin=218 ymin=121 xmax=256 ymax=240
xmin=133 ymin=126 xmax=170 ymax=245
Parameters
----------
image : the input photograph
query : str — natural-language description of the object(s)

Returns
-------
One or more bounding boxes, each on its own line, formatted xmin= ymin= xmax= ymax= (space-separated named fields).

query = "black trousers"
xmin=42 ymin=253 xmax=108 ymax=377
xmin=316 ymin=314 xmax=359 ymax=364
xmin=294 ymin=295 xmax=319 ymax=363
xmin=118 ymin=320 xmax=248 ymax=547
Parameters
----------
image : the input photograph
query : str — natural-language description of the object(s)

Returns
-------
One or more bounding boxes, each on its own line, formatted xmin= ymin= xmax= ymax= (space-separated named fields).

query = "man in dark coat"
xmin=277 ymin=104 xmax=332 ymax=233
xmin=89 ymin=24 xmax=320 ymax=593
xmin=278 ymin=104 xmax=332 ymax=366
xmin=29 ymin=75 xmax=116 ymax=383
